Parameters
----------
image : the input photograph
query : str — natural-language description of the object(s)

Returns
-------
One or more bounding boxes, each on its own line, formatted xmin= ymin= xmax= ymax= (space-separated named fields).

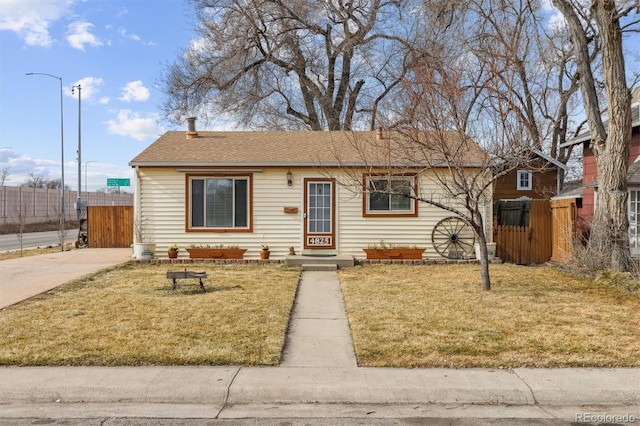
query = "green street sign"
xmin=107 ymin=178 xmax=130 ymax=187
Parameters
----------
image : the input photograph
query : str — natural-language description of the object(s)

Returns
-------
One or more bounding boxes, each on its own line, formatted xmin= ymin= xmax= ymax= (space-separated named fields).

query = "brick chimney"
xmin=186 ymin=117 xmax=198 ymax=139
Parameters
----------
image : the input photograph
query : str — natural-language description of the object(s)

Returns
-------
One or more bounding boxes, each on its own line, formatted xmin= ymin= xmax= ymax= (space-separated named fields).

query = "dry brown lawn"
xmin=2 ymin=259 xmax=638 ymax=368
xmin=0 ymin=263 xmax=299 ymax=366
xmin=339 ymin=263 xmax=640 ymax=368
xmin=0 ymin=246 xmax=65 ymax=261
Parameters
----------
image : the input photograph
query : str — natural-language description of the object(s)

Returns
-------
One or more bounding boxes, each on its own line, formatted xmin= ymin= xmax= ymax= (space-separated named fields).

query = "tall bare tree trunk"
xmin=590 ymin=0 xmax=632 ymax=271
xmin=552 ymin=0 xmax=632 ymax=271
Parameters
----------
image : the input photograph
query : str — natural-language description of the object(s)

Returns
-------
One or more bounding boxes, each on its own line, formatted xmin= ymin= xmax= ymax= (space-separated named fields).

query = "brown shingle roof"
xmin=129 ymin=130 xmax=487 ymax=167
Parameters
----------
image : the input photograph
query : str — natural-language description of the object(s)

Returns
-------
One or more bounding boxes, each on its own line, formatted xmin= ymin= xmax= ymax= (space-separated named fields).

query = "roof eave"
xmin=129 ymin=161 xmax=487 ymax=168
xmin=531 ymin=148 xmax=567 ymax=170
xmin=559 ymin=118 xmax=640 ymax=149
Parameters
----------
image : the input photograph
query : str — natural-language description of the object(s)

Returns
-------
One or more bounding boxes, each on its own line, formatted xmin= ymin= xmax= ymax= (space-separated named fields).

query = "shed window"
xmin=189 ymin=175 xmax=251 ymax=231
xmin=517 ymin=170 xmax=532 ymax=190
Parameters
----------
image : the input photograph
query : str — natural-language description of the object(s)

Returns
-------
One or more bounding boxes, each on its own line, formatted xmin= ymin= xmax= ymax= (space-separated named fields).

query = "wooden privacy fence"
xmin=550 ymin=198 xmax=578 ymax=263
xmin=494 ymin=199 xmax=552 ymax=264
xmin=87 ymin=206 xmax=133 ymax=248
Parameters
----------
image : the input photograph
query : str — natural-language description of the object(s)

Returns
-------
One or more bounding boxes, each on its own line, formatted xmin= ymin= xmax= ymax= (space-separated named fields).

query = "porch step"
xmin=301 ymin=264 xmax=338 ymax=271
xmin=285 ymin=254 xmax=355 ymax=269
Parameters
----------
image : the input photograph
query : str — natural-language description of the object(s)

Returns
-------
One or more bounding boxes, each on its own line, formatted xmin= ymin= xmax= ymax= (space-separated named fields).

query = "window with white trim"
xmin=365 ymin=176 xmax=416 ymax=216
xmin=189 ymin=175 xmax=250 ymax=230
xmin=517 ymin=170 xmax=532 ymax=190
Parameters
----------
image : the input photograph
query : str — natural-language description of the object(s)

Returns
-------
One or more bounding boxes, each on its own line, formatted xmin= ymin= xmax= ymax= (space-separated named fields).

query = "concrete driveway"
xmin=0 ymin=248 xmax=132 ymax=309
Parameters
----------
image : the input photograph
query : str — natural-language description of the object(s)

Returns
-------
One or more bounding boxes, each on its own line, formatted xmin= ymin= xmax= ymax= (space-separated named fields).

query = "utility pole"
xmin=72 ymin=84 xmax=82 ymax=221
xmin=26 ymin=72 xmax=65 ymax=251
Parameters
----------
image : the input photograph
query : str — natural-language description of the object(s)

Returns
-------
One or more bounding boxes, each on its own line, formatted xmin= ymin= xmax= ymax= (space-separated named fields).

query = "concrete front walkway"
xmin=0 ymin=248 xmax=132 ymax=309
xmin=280 ymin=270 xmax=357 ymax=367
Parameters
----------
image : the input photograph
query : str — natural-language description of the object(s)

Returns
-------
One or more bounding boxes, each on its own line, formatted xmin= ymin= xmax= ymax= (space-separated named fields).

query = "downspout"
xmin=483 ymin=202 xmax=488 ymax=242
xmin=135 ymin=166 xmax=141 ymax=244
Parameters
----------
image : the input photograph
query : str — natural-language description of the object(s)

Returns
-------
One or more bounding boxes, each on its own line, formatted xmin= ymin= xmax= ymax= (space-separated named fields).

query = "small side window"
xmin=517 ymin=170 xmax=532 ymax=190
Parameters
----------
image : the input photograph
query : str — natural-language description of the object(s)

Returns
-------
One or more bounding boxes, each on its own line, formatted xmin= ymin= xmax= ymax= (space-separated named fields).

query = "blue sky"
xmin=0 ymin=1 xmax=637 ymax=192
xmin=0 ymin=0 xmax=197 ymax=191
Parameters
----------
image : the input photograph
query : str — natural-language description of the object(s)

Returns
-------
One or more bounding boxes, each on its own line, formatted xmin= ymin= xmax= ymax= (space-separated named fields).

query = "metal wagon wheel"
xmin=431 ymin=216 xmax=476 ymax=259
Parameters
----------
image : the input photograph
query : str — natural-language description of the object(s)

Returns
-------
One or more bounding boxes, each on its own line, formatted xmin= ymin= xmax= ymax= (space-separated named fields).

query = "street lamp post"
xmin=25 ymin=72 xmax=65 ymax=251
xmin=72 ymin=84 xmax=82 ymax=221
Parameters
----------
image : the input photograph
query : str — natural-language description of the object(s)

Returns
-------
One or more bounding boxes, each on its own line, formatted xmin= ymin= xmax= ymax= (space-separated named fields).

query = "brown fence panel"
xmin=495 ymin=225 xmax=530 ymax=264
xmin=550 ymin=198 xmax=577 ymax=263
xmin=529 ymin=199 xmax=552 ymax=264
xmin=87 ymin=206 xmax=133 ymax=248
xmin=495 ymin=199 xmax=552 ymax=265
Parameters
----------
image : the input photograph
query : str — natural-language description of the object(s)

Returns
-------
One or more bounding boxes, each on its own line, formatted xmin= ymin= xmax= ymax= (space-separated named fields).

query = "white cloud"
xmin=185 ymin=37 xmax=207 ymax=62
xmin=66 ymin=76 xmax=104 ymax=100
xmin=106 ymin=110 xmax=164 ymax=141
xmin=541 ymin=0 xmax=555 ymax=11
xmin=548 ymin=11 xmax=567 ymax=33
xmin=117 ymin=27 xmax=156 ymax=46
xmin=0 ymin=149 xmax=62 ymax=185
xmin=119 ymin=80 xmax=150 ymax=102
xmin=118 ymin=27 xmax=140 ymax=42
xmin=0 ymin=0 xmax=73 ymax=47
xmin=66 ymin=20 xmax=102 ymax=50
xmin=99 ymin=97 xmax=110 ymax=105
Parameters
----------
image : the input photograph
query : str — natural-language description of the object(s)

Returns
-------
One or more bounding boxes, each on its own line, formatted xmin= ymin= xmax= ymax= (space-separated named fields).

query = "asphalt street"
xmin=0 ymin=230 xmax=73 ymax=251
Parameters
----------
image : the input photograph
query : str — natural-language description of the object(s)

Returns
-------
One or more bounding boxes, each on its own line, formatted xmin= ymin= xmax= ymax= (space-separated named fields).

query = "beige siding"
xmin=136 ymin=168 xmax=302 ymax=259
xmin=136 ymin=167 xmax=493 ymax=260
xmin=336 ymin=169 xmax=493 ymax=259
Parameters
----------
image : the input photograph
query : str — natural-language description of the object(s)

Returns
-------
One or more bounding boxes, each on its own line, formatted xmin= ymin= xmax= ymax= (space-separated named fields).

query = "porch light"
xmin=287 ymin=170 xmax=293 ymax=187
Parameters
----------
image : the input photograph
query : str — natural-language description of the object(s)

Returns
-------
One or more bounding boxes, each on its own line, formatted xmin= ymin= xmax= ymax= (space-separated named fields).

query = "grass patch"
xmin=0 ymin=263 xmax=300 ymax=366
xmin=0 ymin=246 xmax=66 ymax=261
xmin=339 ymin=263 xmax=640 ymax=368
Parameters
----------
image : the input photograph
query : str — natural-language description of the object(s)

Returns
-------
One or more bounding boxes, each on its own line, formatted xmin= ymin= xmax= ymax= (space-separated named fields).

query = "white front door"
xmin=303 ymin=178 xmax=336 ymax=250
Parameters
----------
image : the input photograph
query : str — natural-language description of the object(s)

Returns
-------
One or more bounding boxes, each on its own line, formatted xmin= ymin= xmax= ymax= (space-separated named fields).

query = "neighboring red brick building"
xmin=559 ymin=90 xmax=640 ymax=253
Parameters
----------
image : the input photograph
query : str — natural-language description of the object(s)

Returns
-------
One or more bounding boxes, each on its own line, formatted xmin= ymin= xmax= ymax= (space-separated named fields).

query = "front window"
xmin=189 ymin=175 xmax=251 ymax=231
xmin=365 ymin=176 xmax=417 ymax=216
xmin=517 ymin=170 xmax=532 ymax=190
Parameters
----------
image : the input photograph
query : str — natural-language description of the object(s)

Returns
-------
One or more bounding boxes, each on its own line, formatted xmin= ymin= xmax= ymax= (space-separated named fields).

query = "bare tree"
xmin=162 ymin=0 xmax=415 ymax=130
xmin=12 ymin=195 xmax=32 ymax=257
xmin=46 ymin=178 xmax=64 ymax=190
xmin=23 ymin=173 xmax=48 ymax=189
xmin=0 ymin=167 xmax=8 ymax=186
xmin=21 ymin=174 xmax=67 ymax=191
xmin=330 ymin=56 xmax=547 ymax=291
xmin=551 ymin=0 xmax=639 ymax=271
xmin=409 ymin=1 xmax=585 ymax=175
xmin=53 ymin=204 xmax=68 ymax=252
xmin=328 ymin=0 xmax=584 ymax=290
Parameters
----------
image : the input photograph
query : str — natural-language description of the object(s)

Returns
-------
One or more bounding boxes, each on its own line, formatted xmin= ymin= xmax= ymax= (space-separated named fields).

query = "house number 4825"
xmin=308 ymin=236 xmax=331 ymax=246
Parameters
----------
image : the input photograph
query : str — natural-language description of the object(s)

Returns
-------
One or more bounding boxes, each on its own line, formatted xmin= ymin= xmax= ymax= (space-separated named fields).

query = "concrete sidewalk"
xmin=0 ymin=366 xmax=638 ymax=421
xmin=0 ymin=248 xmax=132 ymax=309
